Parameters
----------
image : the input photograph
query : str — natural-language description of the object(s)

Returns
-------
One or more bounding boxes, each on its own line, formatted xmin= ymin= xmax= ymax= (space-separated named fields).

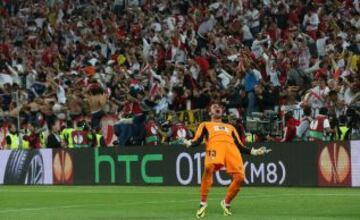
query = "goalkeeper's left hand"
xmin=183 ymin=139 xmax=192 ymax=148
xmin=250 ymin=146 xmax=272 ymax=156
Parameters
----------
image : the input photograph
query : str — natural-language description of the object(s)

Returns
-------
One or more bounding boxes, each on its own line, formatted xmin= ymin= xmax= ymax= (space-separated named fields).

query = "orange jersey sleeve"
xmin=191 ymin=122 xmax=207 ymax=146
xmin=230 ymin=126 xmax=245 ymax=148
xmin=230 ymin=125 xmax=251 ymax=154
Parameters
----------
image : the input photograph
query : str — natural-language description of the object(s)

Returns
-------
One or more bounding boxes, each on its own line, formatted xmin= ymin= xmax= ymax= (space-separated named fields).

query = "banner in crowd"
xmin=0 ymin=127 xmax=7 ymax=150
xmin=0 ymin=149 xmax=53 ymax=184
xmin=1 ymin=141 xmax=360 ymax=186
xmin=72 ymin=110 xmax=207 ymax=146
xmin=164 ymin=109 xmax=208 ymax=132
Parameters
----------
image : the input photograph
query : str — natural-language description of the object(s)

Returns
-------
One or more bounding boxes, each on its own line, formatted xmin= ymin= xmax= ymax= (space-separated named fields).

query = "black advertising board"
xmin=52 ymin=143 xmax=319 ymax=186
xmin=2 ymin=141 xmax=358 ymax=187
xmin=244 ymin=142 xmax=318 ymax=186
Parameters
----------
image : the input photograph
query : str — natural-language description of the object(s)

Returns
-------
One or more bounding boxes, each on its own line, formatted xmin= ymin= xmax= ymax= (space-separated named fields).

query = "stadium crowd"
xmin=0 ymin=0 xmax=360 ymax=149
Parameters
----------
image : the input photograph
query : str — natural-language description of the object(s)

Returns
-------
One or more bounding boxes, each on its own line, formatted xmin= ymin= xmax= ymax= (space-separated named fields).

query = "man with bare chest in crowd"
xmin=86 ymin=85 xmax=108 ymax=129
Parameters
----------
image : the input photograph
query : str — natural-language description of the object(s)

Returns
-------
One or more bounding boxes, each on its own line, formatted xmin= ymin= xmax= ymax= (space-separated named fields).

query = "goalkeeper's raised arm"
xmin=183 ymin=122 xmax=206 ymax=148
xmin=184 ymin=121 xmax=270 ymax=156
xmin=230 ymin=127 xmax=270 ymax=156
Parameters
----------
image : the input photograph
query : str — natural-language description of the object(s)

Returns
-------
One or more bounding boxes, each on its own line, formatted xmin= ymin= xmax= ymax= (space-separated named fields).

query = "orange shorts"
xmin=205 ymin=142 xmax=244 ymax=174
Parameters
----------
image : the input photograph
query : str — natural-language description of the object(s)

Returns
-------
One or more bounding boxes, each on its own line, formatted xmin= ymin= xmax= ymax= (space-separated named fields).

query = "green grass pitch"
xmin=0 ymin=186 xmax=359 ymax=220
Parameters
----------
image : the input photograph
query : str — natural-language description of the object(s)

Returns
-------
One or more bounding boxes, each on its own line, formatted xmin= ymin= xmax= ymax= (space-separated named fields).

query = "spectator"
xmin=0 ymin=0 xmax=359 ymax=147
xmin=244 ymin=68 xmax=260 ymax=114
xmin=303 ymin=76 xmax=330 ymax=110
xmin=46 ymin=119 xmax=62 ymax=149
xmin=143 ymin=112 xmax=162 ymax=146
xmin=336 ymin=115 xmax=351 ymax=141
xmin=60 ymin=121 xmax=75 ymax=148
xmin=296 ymin=105 xmax=313 ymax=141
xmin=94 ymin=126 xmax=106 ymax=148
xmin=166 ymin=115 xmax=192 ymax=144
xmin=246 ymin=4 xmax=261 ymax=36
xmin=326 ymin=90 xmax=344 ymax=117
xmin=0 ymin=119 xmax=7 ymax=149
xmin=255 ymin=84 xmax=278 ymax=112
xmin=71 ymin=121 xmax=93 ymax=148
xmin=22 ymin=122 xmax=42 ymax=149
xmin=302 ymin=6 xmax=320 ymax=40
xmin=309 ymin=107 xmax=334 ymax=141
xmin=241 ymin=19 xmax=254 ymax=47
xmin=87 ymin=85 xmax=108 ymax=129
xmin=5 ymin=123 xmax=19 ymax=150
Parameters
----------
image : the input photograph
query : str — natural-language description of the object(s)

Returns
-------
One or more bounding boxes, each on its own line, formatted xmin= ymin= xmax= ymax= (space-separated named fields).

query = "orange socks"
xmin=224 ymin=172 xmax=244 ymax=205
xmin=200 ymin=164 xmax=215 ymax=203
xmin=200 ymin=167 xmax=244 ymax=206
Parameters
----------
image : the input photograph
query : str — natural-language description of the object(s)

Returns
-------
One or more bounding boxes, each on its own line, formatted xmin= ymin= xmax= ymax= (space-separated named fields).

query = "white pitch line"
xmin=0 ymin=189 xmax=359 ymax=197
xmin=0 ymin=193 xmax=359 ymax=214
xmin=0 ymin=189 xmax=250 ymax=195
xmin=0 ymin=205 xmax=91 ymax=214
xmin=0 ymin=198 xmax=213 ymax=214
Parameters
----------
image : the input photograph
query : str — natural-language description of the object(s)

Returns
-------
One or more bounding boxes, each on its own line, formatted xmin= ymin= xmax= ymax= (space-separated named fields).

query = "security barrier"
xmin=0 ymin=141 xmax=359 ymax=187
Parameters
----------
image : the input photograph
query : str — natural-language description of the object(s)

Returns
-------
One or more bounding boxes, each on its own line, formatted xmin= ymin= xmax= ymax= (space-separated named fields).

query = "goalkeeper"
xmin=183 ymin=103 xmax=271 ymax=218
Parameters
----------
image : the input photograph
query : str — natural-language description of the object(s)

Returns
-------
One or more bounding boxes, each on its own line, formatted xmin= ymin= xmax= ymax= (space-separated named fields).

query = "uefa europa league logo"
xmin=318 ymin=143 xmax=351 ymax=186
xmin=53 ymin=150 xmax=74 ymax=184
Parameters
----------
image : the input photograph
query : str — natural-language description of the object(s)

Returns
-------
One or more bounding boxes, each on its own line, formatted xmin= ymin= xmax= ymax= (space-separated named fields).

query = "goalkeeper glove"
xmin=183 ymin=139 xmax=192 ymax=148
xmin=250 ymin=146 xmax=272 ymax=156
xmin=259 ymin=146 xmax=272 ymax=154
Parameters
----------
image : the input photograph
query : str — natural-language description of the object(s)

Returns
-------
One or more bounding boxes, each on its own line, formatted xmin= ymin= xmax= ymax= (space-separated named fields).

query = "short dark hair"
xmin=49 ymin=119 xmax=59 ymax=130
xmin=303 ymin=105 xmax=312 ymax=116
xmin=338 ymin=115 xmax=347 ymax=125
xmin=284 ymin=111 xmax=293 ymax=122
xmin=328 ymin=90 xmax=337 ymax=97
xmin=319 ymin=107 xmax=328 ymax=115
xmin=319 ymin=75 xmax=327 ymax=82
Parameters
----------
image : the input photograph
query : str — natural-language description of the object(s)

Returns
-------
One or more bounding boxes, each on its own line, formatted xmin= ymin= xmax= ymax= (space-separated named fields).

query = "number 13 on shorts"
xmin=207 ymin=150 xmax=217 ymax=160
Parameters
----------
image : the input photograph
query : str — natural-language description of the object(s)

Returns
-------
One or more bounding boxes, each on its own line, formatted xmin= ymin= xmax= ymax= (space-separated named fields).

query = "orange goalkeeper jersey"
xmin=190 ymin=121 xmax=250 ymax=154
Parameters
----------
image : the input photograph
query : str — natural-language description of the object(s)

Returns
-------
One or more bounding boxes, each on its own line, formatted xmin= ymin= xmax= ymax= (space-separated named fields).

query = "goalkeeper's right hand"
xmin=183 ymin=139 xmax=192 ymax=148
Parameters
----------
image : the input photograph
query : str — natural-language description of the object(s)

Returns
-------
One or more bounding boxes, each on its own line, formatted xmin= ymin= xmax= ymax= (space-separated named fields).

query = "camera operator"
xmin=267 ymin=111 xmax=298 ymax=142
xmin=346 ymin=106 xmax=360 ymax=139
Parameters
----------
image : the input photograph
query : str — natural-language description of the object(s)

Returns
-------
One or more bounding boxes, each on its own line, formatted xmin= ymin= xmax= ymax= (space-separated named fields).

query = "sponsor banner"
xmin=0 ymin=149 xmax=53 ymax=185
xmin=351 ymin=141 xmax=360 ymax=187
xmin=61 ymin=142 xmax=318 ymax=186
xmin=245 ymin=142 xmax=318 ymax=186
xmin=0 ymin=150 xmax=11 ymax=183
xmin=53 ymin=148 xmax=93 ymax=185
xmin=1 ymin=141 xmax=358 ymax=186
xmin=317 ymin=142 xmax=352 ymax=187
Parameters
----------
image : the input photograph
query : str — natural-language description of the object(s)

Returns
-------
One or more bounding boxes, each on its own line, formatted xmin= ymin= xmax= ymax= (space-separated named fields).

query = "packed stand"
xmin=0 ymin=0 xmax=360 ymax=149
